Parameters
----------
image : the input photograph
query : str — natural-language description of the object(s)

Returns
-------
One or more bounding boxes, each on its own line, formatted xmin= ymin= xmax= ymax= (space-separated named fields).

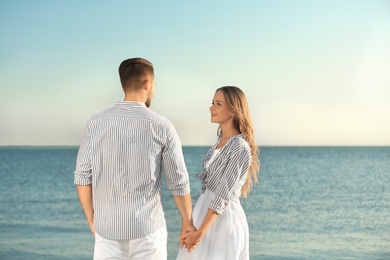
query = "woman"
xmin=177 ymin=86 xmax=260 ymax=260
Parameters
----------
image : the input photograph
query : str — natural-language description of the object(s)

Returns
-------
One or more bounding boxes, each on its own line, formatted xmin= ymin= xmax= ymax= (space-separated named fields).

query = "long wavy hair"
xmin=216 ymin=86 xmax=260 ymax=197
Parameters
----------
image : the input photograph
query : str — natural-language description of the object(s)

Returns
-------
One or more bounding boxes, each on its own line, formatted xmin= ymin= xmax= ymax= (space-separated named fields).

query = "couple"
xmin=74 ymin=57 xmax=260 ymax=260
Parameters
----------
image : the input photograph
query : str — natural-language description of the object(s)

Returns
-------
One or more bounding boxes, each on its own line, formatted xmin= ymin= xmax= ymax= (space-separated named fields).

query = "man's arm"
xmin=173 ymin=193 xmax=196 ymax=248
xmin=77 ymin=185 xmax=95 ymax=237
xmin=162 ymin=123 xmax=195 ymax=246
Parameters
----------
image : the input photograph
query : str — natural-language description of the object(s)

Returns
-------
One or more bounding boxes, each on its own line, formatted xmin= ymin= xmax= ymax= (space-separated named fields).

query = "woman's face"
xmin=210 ymin=90 xmax=233 ymax=124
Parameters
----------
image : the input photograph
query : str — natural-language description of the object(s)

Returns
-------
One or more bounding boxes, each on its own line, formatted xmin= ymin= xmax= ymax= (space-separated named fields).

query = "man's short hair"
xmin=119 ymin=58 xmax=154 ymax=90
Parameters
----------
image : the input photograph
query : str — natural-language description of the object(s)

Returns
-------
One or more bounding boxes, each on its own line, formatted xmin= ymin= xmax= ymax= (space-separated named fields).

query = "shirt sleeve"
xmin=162 ymin=122 xmax=190 ymax=196
xmin=74 ymin=120 xmax=92 ymax=186
xmin=208 ymin=143 xmax=251 ymax=214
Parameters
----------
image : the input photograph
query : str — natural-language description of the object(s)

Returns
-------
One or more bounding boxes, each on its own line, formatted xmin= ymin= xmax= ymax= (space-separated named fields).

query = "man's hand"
xmin=179 ymin=209 xmax=219 ymax=253
xmin=179 ymin=220 xmax=196 ymax=249
xmin=179 ymin=230 xmax=202 ymax=253
xmin=88 ymin=221 xmax=96 ymax=237
xmin=77 ymin=185 xmax=95 ymax=237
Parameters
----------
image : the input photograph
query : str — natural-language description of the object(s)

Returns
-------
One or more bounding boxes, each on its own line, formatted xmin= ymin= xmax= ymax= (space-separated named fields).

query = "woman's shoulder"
xmin=228 ymin=135 xmax=250 ymax=152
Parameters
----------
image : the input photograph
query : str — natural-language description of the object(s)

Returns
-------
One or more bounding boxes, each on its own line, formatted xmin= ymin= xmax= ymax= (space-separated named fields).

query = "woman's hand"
xmin=179 ymin=221 xmax=197 ymax=249
xmin=179 ymin=209 xmax=219 ymax=253
xmin=179 ymin=230 xmax=202 ymax=253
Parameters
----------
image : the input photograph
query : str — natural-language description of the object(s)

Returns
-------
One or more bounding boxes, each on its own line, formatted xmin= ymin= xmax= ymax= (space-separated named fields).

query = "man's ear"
xmin=143 ymin=79 xmax=152 ymax=91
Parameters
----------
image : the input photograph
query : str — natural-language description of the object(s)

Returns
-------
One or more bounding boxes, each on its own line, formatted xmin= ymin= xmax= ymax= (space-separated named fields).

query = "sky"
xmin=1 ymin=0 xmax=389 ymax=146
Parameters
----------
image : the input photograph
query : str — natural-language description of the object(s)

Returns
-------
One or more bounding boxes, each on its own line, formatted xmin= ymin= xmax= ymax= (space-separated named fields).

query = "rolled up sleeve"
xmin=162 ymin=124 xmax=190 ymax=196
xmin=74 ymin=121 xmax=92 ymax=186
xmin=209 ymin=145 xmax=251 ymax=215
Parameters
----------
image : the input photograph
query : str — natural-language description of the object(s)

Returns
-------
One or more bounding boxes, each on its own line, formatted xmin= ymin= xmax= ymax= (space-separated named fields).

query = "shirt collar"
xmin=116 ymin=101 xmax=147 ymax=108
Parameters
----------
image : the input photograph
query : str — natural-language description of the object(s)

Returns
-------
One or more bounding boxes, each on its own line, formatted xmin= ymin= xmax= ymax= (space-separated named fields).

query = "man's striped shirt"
xmin=74 ymin=101 xmax=190 ymax=240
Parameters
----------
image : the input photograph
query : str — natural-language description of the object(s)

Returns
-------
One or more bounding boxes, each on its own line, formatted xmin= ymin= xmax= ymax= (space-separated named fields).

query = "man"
xmin=74 ymin=57 xmax=194 ymax=259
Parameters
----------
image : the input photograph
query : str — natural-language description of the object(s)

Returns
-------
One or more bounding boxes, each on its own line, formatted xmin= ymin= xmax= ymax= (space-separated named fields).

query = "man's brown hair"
xmin=118 ymin=58 xmax=154 ymax=91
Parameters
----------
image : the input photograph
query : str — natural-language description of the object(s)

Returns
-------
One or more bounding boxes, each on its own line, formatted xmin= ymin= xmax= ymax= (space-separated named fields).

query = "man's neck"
xmin=123 ymin=92 xmax=147 ymax=103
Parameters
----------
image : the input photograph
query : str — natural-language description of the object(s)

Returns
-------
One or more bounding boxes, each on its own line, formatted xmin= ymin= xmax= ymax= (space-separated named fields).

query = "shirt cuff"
xmin=209 ymin=195 xmax=229 ymax=215
xmin=74 ymin=174 xmax=92 ymax=186
xmin=170 ymin=185 xmax=191 ymax=196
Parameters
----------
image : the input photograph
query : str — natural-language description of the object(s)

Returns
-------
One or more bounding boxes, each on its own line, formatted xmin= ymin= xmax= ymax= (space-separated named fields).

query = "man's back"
xmin=75 ymin=101 xmax=189 ymax=240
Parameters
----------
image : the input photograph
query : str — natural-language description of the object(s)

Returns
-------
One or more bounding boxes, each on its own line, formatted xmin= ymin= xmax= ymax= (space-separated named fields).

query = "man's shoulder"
xmin=89 ymin=105 xmax=118 ymax=120
xmin=88 ymin=105 xmax=174 ymax=128
xmin=145 ymin=109 xmax=175 ymax=129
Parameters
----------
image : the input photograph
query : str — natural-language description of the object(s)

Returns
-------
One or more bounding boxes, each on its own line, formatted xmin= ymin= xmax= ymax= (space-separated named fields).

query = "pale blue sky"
xmin=1 ymin=0 xmax=389 ymax=146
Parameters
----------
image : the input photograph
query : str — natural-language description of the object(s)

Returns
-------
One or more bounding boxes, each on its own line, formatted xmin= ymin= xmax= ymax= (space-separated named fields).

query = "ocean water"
xmin=0 ymin=146 xmax=389 ymax=260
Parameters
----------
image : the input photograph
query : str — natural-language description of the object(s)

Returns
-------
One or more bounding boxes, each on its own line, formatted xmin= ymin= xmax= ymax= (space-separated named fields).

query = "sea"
xmin=0 ymin=146 xmax=389 ymax=260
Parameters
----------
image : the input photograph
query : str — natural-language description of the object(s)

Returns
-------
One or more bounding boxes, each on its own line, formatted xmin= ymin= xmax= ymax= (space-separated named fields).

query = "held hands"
xmin=179 ymin=221 xmax=201 ymax=253
xmin=179 ymin=230 xmax=202 ymax=253
xmin=179 ymin=209 xmax=218 ymax=253
xmin=179 ymin=221 xmax=196 ymax=248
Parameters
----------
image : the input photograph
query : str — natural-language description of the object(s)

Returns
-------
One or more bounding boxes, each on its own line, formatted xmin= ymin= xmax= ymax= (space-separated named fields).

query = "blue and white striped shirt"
xmin=74 ymin=101 xmax=190 ymax=240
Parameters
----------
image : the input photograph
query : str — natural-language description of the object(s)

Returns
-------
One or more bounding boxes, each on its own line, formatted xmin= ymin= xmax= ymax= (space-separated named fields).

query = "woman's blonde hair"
xmin=216 ymin=86 xmax=260 ymax=197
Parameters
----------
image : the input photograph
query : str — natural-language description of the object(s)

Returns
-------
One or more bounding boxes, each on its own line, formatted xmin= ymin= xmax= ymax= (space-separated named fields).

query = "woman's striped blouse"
xmin=195 ymin=135 xmax=251 ymax=215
